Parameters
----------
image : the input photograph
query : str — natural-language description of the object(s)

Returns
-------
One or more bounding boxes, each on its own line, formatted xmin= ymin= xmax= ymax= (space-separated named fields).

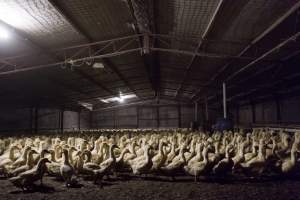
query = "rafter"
xmin=191 ymin=1 xmax=300 ymax=102
xmin=174 ymin=0 xmax=224 ymax=99
xmin=48 ymin=0 xmax=141 ymax=99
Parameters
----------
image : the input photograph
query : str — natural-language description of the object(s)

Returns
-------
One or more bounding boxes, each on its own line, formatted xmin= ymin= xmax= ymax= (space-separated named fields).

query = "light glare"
xmin=0 ymin=26 xmax=9 ymax=39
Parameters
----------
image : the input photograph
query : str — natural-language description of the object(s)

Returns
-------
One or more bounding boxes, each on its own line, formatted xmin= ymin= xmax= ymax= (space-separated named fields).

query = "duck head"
xmin=39 ymin=158 xmax=51 ymax=164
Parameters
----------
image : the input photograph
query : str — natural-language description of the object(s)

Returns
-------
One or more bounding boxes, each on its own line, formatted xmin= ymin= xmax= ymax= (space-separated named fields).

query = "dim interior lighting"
xmin=0 ymin=25 xmax=9 ymax=39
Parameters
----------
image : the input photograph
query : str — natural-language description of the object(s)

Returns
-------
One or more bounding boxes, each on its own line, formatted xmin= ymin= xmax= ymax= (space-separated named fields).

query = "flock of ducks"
xmin=0 ymin=129 xmax=299 ymax=191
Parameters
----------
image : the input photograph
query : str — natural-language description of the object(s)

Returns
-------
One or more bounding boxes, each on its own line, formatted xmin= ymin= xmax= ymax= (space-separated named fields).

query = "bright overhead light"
xmin=98 ymin=93 xmax=137 ymax=104
xmin=0 ymin=2 xmax=38 ymax=31
xmin=0 ymin=25 xmax=9 ymax=39
xmin=118 ymin=96 xmax=124 ymax=103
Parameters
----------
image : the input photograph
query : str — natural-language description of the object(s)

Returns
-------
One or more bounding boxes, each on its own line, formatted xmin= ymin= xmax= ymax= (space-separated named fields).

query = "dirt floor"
xmin=0 ymin=174 xmax=299 ymax=200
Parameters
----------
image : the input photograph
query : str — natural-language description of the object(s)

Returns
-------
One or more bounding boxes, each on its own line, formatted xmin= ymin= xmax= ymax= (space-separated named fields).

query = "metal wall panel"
xmin=37 ymin=108 xmax=60 ymax=131
xmin=63 ymin=111 xmax=79 ymax=130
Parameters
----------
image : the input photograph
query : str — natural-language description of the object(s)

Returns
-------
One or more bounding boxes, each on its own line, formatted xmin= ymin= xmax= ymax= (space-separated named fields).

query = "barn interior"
xmin=0 ymin=0 xmax=300 ymax=200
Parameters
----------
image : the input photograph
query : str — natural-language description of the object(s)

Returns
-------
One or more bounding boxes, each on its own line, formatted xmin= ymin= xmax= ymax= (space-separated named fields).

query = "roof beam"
xmin=73 ymin=68 xmax=115 ymax=95
xmin=0 ymin=18 xmax=119 ymax=105
xmin=48 ymin=0 xmax=140 ymax=98
xmin=126 ymin=0 xmax=160 ymax=97
xmin=225 ymin=31 xmax=300 ymax=82
xmin=174 ymin=0 xmax=224 ymax=98
xmin=191 ymin=1 xmax=300 ymax=102
xmin=101 ymin=58 xmax=139 ymax=96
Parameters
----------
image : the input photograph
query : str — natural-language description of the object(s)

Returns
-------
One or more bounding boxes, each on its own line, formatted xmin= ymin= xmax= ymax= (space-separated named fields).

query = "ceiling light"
xmin=0 ymin=2 xmax=37 ymax=30
xmin=118 ymin=96 xmax=124 ymax=103
xmin=98 ymin=93 xmax=137 ymax=104
xmin=118 ymin=92 xmax=124 ymax=103
xmin=0 ymin=25 xmax=9 ymax=39
xmin=92 ymin=62 xmax=105 ymax=69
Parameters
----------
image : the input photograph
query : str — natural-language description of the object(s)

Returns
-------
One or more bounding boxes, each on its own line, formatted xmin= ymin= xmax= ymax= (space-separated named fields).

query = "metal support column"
xmin=178 ymin=104 xmax=182 ymax=128
xmin=223 ymin=82 xmax=227 ymax=119
xmin=275 ymin=98 xmax=282 ymax=122
xmin=78 ymin=111 xmax=81 ymax=130
xmin=156 ymin=106 xmax=160 ymax=129
xmin=34 ymin=107 xmax=38 ymax=134
xmin=251 ymin=101 xmax=256 ymax=124
xmin=205 ymin=97 xmax=209 ymax=121
xmin=113 ymin=109 xmax=116 ymax=129
xmin=236 ymin=104 xmax=240 ymax=127
xmin=194 ymin=102 xmax=198 ymax=122
xmin=136 ymin=106 xmax=139 ymax=129
xmin=29 ymin=107 xmax=33 ymax=133
xmin=89 ymin=111 xmax=93 ymax=129
xmin=60 ymin=109 xmax=64 ymax=133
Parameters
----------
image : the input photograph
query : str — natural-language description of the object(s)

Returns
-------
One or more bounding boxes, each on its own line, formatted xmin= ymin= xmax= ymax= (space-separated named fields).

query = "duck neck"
xmin=49 ymin=151 xmax=57 ymax=162
xmin=55 ymin=146 xmax=62 ymax=160
xmin=27 ymin=152 xmax=35 ymax=167
xmin=95 ymin=141 xmax=100 ymax=152
xmin=41 ymin=150 xmax=48 ymax=159
xmin=63 ymin=151 xmax=70 ymax=165
xmin=109 ymin=146 xmax=116 ymax=161
xmin=158 ymin=142 xmax=164 ymax=156
xmin=180 ymin=147 xmax=186 ymax=163
xmin=84 ymin=151 xmax=92 ymax=162
xmin=131 ymin=143 xmax=137 ymax=155
xmin=36 ymin=160 xmax=46 ymax=172
xmin=145 ymin=147 xmax=150 ymax=162
xmin=252 ymin=143 xmax=256 ymax=153
xmin=171 ymin=142 xmax=175 ymax=153
xmin=117 ymin=149 xmax=128 ymax=162
xmin=202 ymin=147 xmax=208 ymax=163
xmin=98 ymin=143 xmax=104 ymax=155
xmin=258 ymin=144 xmax=264 ymax=158
xmin=9 ymin=146 xmax=17 ymax=160
xmin=291 ymin=143 xmax=298 ymax=164
xmin=225 ymin=146 xmax=230 ymax=158
xmin=239 ymin=143 xmax=245 ymax=156
xmin=195 ymin=144 xmax=201 ymax=158
xmin=214 ymin=142 xmax=219 ymax=154
xmin=21 ymin=148 xmax=30 ymax=160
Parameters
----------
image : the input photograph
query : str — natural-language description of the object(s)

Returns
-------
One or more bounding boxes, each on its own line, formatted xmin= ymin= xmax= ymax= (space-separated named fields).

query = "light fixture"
xmin=78 ymin=101 xmax=93 ymax=111
xmin=98 ymin=93 xmax=137 ymax=104
xmin=118 ymin=96 xmax=124 ymax=103
xmin=118 ymin=92 xmax=124 ymax=103
xmin=92 ymin=62 xmax=105 ymax=69
xmin=0 ymin=25 xmax=9 ymax=39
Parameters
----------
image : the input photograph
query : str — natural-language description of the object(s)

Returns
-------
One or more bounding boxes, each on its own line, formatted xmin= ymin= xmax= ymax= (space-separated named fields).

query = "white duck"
xmin=60 ymin=148 xmax=75 ymax=187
